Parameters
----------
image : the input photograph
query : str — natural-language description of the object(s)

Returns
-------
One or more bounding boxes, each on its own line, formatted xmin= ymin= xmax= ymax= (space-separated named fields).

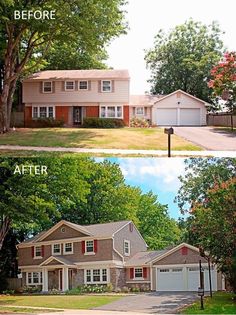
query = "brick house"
xmin=17 ymin=220 xmax=224 ymax=292
xmin=23 ymin=69 xmax=130 ymax=127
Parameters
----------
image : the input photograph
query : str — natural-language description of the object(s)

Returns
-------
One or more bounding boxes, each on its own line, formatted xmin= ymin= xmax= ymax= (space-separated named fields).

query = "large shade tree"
xmin=145 ymin=19 xmax=224 ymax=103
xmin=0 ymin=0 xmax=128 ymax=132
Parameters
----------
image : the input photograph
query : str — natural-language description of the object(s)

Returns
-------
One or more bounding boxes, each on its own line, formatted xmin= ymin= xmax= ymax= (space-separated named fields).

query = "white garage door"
xmin=156 ymin=108 xmax=177 ymax=126
xmin=156 ymin=267 xmax=217 ymax=292
xmin=179 ymin=108 xmax=201 ymax=126
xmin=156 ymin=268 xmax=185 ymax=291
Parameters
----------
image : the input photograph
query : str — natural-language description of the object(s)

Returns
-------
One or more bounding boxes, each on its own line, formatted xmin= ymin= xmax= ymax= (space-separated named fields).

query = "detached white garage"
xmin=153 ymin=90 xmax=207 ymax=126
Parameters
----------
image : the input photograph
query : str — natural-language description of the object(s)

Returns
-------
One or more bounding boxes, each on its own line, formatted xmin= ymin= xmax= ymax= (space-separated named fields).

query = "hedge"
xmin=83 ymin=117 xmax=125 ymax=128
xmin=26 ymin=118 xmax=64 ymax=128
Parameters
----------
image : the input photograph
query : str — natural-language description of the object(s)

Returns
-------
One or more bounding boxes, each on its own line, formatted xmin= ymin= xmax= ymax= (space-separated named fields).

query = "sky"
xmin=107 ymin=0 xmax=236 ymax=94
xmin=96 ymin=158 xmax=188 ymax=220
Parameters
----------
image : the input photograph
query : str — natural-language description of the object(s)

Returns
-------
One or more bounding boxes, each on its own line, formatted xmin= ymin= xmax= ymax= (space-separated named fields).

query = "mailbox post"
xmin=198 ymin=287 xmax=204 ymax=310
xmin=164 ymin=127 xmax=174 ymax=157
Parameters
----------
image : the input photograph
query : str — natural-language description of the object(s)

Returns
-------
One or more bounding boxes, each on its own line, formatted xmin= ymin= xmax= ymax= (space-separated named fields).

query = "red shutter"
xmin=82 ymin=241 xmax=85 ymax=254
xmin=181 ymin=246 xmax=188 ymax=255
xmin=143 ymin=267 xmax=147 ymax=279
xmin=41 ymin=245 xmax=44 ymax=257
xmin=130 ymin=268 xmax=134 ymax=279
xmin=94 ymin=240 xmax=98 ymax=253
xmin=31 ymin=246 xmax=34 ymax=258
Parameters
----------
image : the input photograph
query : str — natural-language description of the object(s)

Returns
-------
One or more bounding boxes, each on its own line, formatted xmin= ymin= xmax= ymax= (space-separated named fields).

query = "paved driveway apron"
xmin=95 ymin=292 xmax=197 ymax=314
xmin=173 ymin=127 xmax=236 ymax=151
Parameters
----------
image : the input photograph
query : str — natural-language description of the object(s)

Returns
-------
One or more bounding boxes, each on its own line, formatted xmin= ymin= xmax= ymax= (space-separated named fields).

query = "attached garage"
xmin=153 ymin=90 xmax=207 ymax=126
xmin=156 ymin=266 xmax=217 ymax=292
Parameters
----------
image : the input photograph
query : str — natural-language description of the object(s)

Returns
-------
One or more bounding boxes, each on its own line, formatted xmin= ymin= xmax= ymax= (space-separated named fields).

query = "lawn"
xmin=0 ymin=294 xmax=122 ymax=310
xmin=0 ymin=127 xmax=201 ymax=150
xmin=182 ymin=292 xmax=236 ymax=314
xmin=0 ymin=306 xmax=58 ymax=313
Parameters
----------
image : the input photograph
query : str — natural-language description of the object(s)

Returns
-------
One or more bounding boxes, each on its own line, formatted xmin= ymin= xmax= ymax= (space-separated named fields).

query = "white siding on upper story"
xmin=23 ymin=80 xmax=130 ymax=104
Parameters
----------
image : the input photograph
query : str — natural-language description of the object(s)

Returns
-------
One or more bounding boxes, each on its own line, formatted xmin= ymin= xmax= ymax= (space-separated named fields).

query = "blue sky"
xmin=96 ymin=158 xmax=188 ymax=219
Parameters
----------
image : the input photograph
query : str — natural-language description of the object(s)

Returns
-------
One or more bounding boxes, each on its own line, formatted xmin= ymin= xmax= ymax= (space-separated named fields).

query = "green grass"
xmin=181 ymin=292 xmax=236 ymax=314
xmin=0 ymin=306 xmax=58 ymax=313
xmin=0 ymin=294 xmax=122 ymax=310
xmin=0 ymin=127 xmax=201 ymax=150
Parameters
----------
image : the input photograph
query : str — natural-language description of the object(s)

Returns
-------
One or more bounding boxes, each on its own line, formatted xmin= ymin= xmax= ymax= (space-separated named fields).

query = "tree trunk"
xmin=0 ymin=216 xmax=11 ymax=251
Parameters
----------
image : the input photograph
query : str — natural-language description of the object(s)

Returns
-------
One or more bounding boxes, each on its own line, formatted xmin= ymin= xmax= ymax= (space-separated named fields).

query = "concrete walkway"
xmin=0 ymin=145 xmax=235 ymax=157
xmin=174 ymin=126 xmax=236 ymax=151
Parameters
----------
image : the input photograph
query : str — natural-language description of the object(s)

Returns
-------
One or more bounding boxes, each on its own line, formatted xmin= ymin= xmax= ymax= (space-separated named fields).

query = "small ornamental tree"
xmin=208 ymin=51 xmax=236 ymax=129
xmin=190 ymin=178 xmax=236 ymax=293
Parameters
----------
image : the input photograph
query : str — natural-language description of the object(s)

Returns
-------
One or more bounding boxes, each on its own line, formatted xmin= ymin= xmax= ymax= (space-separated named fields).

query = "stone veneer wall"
xmin=110 ymin=268 xmax=126 ymax=289
xmin=73 ymin=269 xmax=84 ymax=288
xmin=127 ymin=282 xmax=151 ymax=291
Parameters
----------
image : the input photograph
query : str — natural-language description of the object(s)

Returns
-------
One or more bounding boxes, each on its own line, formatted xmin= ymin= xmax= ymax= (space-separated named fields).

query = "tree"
xmin=0 ymin=0 xmax=127 ymax=132
xmin=208 ymin=51 xmax=236 ymax=129
xmin=190 ymin=179 xmax=236 ymax=293
xmin=145 ymin=19 xmax=224 ymax=103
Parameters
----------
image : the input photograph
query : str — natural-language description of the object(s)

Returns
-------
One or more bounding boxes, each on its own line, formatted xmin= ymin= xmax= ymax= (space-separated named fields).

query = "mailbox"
xmin=198 ymin=287 xmax=204 ymax=297
xmin=164 ymin=127 xmax=174 ymax=135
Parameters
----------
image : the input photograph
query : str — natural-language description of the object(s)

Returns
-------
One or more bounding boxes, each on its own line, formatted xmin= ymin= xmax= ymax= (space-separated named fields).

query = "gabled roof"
xmin=40 ymin=255 xmax=75 ymax=267
xmin=154 ymin=89 xmax=206 ymax=105
xmin=20 ymin=220 xmax=131 ymax=244
xmin=125 ymin=250 xmax=168 ymax=267
xmin=24 ymin=69 xmax=130 ymax=81
xmin=129 ymin=95 xmax=164 ymax=106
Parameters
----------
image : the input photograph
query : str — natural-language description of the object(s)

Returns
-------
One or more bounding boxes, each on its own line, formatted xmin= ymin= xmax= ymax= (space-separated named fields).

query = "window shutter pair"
xmin=130 ymin=267 xmax=147 ymax=279
xmin=31 ymin=245 xmax=44 ymax=257
xmin=81 ymin=240 xmax=98 ymax=253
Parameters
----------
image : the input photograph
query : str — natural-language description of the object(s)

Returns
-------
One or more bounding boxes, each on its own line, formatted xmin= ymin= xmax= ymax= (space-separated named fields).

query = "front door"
xmin=73 ymin=107 xmax=82 ymax=125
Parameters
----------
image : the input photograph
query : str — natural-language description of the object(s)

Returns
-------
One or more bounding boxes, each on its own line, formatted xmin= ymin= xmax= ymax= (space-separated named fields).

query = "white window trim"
xmin=99 ymin=105 xmax=123 ymax=119
xmin=85 ymin=240 xmax=95 ymax=255
xmin=124 ymin=240 xmax=130 ymax=256
xmin=26 ymin=271 xmax=42 ymax=285
xmin=79 ymin=80 xmax=88 ymax=90
xmin=52 ymin=243 xmax=61 ymax=256
xmin=65 ymin=80 xmax=75 ymax=91
xmin=34 ymin=246 xmax=42 ymax=259
xmin=101 ymin=80 xmax=112 ymax=93
xmin=135 ymin=107 xmax=144 ymax=116
xmin=63 ymin=242 xmax=73 ymax=255
xmin=43 ymin=81 xmax=53 ymax=93
xmin=32 ymin=106 xmax=55 ymax=119
xmin=84 ymin=268 xmax=109 ymax=284
xmin=134 ymin=267 xmax=144 ymax=280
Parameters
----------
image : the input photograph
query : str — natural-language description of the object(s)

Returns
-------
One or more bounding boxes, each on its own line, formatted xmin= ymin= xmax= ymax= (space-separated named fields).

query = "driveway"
xmin=95 ymin=292 xmax=197 ymax=314
xmin=173 ymin=127 xmax=236 ymax=151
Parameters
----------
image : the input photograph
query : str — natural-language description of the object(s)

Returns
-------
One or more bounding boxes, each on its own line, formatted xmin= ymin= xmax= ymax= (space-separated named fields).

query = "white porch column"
xmin=42 ymin=268 xmax=48 ymax=292
xmin=62 ymin=267 xmax=69 ymax=291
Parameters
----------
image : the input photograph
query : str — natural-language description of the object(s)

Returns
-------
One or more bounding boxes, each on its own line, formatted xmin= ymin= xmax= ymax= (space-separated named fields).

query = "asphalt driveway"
xmin=95 ymin=292 xmax=197 ymax=314
xmin=173 ymin=127 xmax=236 ymax=151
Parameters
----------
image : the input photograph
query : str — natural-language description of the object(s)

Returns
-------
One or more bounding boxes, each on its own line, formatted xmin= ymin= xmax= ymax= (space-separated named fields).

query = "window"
xmin=79 ymin=81 xmax=88 ymax=90
xmin=85 ymin=268 xmax=108 ymax=284
xmin=136 ymin=107 xmax=144 ymax=115
xmin=86 ymin=240 xmax=94 ymax=253
xmin=124 ymin=240 xmax=130 ymax=256
xmin=159 ymin=269 xmax=170 ymax=273
xmin=64 ymin=242 xmax=73 ymax=254
xmin=134 ymin=268 xmax=143 ymax=279
xmin=43 ymin=81 xmax=52 ymax=93
xmin=52 ymin=244 xmax=61 ymax=255
xmin=172 ymin=268 xmax=182 ymax=272
xmin=32 ymin=106 xmax=55 ymax=119
xmin=34 ymin=246 xmax=42 ymax=258
xmin=27 ymin=272 xmax=42 ymax=285
xmin=102 ymin=80 xmax=112 ymax=92
xmin=65 ymin=81 xmax=75 ymax=91
xmin=100 ymin=106 xmax=123 ymax=119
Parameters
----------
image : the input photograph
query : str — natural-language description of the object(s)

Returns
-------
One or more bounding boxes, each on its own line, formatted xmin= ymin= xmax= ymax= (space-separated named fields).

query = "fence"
xmin=207 ymin=113 xmax=236 ymax=128
xmin=10 ymin=111 xmax=24 ymax=127
xmin=7 ymin=278 xmax=23 ymax=290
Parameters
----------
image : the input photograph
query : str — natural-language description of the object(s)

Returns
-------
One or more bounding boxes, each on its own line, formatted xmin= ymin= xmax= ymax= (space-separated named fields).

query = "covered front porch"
xmin=40 ymin=256 xmax=78 ymax=292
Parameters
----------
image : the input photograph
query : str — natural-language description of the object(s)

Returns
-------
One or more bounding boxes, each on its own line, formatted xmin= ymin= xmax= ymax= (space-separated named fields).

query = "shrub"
xmin=130 ymin=286 xmax=140 ymax=293
xmin=121 ymin=286 xmax=130 ymax=293
xmin=22 ymin=286 xmax=41 ymax=294
xmin=83 ymin=117 xmax=125 ymax=128
xmin=66 ymin=284 xmax=110 ymax=295
xmin=130 ymin=117 xmax=150 ymax=128
xmin=2 ymin=289 xmax=15 ymax=295
xmin=27 ymin=118 xmax=64 ymax=128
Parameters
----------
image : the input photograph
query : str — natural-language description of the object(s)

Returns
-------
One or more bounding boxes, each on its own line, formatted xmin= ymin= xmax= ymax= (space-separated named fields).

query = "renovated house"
xmin=22 ymin=69 xmax=207 ymax=127
xmin=17 ymin=220 xmax=224 ymax=292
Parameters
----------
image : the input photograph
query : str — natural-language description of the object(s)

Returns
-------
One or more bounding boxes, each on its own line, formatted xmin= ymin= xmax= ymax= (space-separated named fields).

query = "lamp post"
xmin=164 ymin=127 xmax=174 ymax=157
xmin=199 ymin=247 xmax=213 ymax=298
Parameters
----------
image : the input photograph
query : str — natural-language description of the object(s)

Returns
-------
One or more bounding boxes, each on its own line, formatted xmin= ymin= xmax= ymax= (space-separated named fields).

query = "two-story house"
xmin=17 ymin=220 xmax=224 ymax=292
xmin=23 ymin=70 xmax=130 ymax=127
